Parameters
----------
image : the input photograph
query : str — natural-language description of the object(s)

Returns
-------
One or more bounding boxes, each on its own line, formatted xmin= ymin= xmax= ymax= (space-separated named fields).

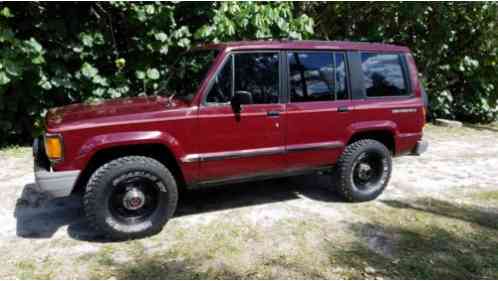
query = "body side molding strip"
xmin=181 ymin=146 xmax=285 ymax=163
xmin=181 ymin=141 xmax=344 ymax=163
xmin=286 ymin=141 xmax=343 ymax=153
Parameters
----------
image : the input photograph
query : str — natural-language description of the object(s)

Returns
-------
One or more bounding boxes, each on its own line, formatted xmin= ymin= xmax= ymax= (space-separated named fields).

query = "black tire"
xmin=332 ymin=139 xmax=392 ymax=202
xmin=83 ymin=156 xmax=178 ymax=240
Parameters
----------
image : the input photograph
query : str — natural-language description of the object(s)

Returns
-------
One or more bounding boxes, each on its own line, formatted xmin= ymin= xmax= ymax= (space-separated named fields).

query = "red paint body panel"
xmin=43 ymin=40 xmax=425 ymax=188
xmin=285 ymin=100 xmax=352 ymax=168
xmin=197 ymin=103 xmax=286 ymax=181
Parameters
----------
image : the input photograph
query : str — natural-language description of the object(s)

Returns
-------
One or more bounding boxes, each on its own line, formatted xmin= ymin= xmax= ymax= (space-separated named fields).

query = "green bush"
xmin=0 ymin=2 xmax=497 ymax=146
xmin=304 ymin=2 xmax=498 ymax=122
xmin=0 ymin=2 xmax=313 ymax=145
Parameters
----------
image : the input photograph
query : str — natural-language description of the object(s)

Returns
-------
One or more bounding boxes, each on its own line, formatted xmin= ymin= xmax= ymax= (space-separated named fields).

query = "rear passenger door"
xmin=284 ymin=51 xmax=352 ymax=169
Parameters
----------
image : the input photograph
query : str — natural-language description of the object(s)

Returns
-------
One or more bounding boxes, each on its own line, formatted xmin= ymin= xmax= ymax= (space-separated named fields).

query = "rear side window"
xmin=288 ymin=52 xmax=349 ymax=102
xmin=361 ymin=53 xmax=408 ymax=97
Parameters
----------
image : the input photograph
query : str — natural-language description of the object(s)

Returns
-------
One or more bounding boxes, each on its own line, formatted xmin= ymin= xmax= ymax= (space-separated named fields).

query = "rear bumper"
xmin=410 ymin=140 xmax=429 ymax=156
xmin=33 ymin=137 xmax=80 ymax=198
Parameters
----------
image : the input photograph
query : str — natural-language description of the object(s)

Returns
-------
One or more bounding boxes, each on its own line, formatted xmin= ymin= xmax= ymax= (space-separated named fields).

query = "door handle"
xmin=338 ymin=106 xmax=350 ymax=113
xmin=267 ymin=111 xmax=280 ymax=117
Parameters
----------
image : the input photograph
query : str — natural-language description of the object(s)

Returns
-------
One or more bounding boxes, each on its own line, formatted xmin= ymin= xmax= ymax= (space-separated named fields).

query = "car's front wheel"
xmin=333 ymin=139 xmax=392 ymax=202
xmin=83 ymin=156 xmax=178 ymax=240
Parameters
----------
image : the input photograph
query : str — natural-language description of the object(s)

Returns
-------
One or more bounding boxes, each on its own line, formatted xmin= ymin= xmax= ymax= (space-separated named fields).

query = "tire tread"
xmin=333 ymin=139 xmax=391 ymax=202
xmin=83 ymin=156 xmax=177 ymax=239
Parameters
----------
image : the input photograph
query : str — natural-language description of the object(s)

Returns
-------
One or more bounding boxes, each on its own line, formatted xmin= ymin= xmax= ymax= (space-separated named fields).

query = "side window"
xmin=288 ymin=52 xmax=335 ymax=102
xmin=361 ymin=53 xmax=408 ymax=97
xmin=234 ymin=53 xmax=279 ymax=104
xmin=206 ymin=56 xmax=233 ymax=103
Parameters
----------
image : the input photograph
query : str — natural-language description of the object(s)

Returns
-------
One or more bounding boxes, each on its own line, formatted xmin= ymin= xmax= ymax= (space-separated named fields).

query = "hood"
xmin=46 ymin=95 xmax=190 ymax=131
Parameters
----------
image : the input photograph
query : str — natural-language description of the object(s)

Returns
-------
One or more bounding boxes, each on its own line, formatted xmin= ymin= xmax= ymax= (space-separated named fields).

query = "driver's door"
xmin=197 ymin=51 xmax=286 ymax=183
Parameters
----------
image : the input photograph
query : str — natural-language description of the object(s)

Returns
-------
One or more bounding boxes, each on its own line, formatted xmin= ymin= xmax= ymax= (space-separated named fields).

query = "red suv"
xmin=33 ymin=40 xmax=428 ymax=239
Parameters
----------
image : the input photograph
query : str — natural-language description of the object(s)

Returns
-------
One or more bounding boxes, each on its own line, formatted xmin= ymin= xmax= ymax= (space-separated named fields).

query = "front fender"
xmin=73 ymin=130 xmax=185 ymax=169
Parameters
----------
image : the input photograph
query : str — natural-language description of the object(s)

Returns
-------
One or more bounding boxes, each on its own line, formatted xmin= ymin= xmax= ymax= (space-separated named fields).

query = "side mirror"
xmin=230 ymin=91 xmax=253 ymax=113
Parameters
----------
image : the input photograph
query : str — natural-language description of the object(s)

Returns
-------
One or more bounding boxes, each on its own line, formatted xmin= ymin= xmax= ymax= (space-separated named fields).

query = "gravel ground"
xmin=0 ymin=124 xmax=497 ymax=279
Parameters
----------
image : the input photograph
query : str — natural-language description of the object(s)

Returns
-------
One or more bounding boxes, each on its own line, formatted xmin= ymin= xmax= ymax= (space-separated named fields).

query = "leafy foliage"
xmin=0 ymin=2 xmax=312 ymax=145
xmin=304 ymin=2 xmax=498 ymax=122
xmin=0 ymin=2 xmax=497 ymax=146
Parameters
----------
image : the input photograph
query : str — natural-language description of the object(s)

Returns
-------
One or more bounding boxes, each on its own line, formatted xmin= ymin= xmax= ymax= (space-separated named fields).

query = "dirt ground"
xmin=0 ymin=124 xmax=497 ymax=279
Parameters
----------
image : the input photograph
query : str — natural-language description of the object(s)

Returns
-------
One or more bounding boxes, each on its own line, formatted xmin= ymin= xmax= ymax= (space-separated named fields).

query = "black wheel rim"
xmin=108 ymin=175 xmax=160 ymax=225
xmin=352 ymin=152 xmax=385 ymax=190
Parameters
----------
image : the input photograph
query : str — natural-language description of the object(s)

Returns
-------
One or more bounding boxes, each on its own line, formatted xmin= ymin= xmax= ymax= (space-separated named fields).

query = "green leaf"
xmin=135 ymin=70 xmax=146 ymax=80
xmin=136 ymin=9 xmax=147 ymax=22
xmin=0 ymin=28 xmax=14 ymax=43
xmin=146 ymin=68 xmax=160 ymax=80
xmin=145 ymin=5 xmax=155 ymax=15
xmin=108 ymin=88 xmax=122 ymax=99
xmin=81 ymin=63 xmax=98 ymax=78
xmin=177 ymin=38 xmax=190 ymax=48
xmin=0 ymin=72 xmax=10 ymax=85
xmin=92 ymin=75 xmax=108 ymax=87
xmin=5 ymin=63 xmax=21 ymax=77
xmin=115 ymin=58 xmax=126 ymax=70
xmin=72 ymin=46 xmax=83 ymax=53
xmin=31 ymin=55 xmax=45 ymax=65
xmin=154 ymin=32 xmax=168 ymax=42
xmin=93 ymin=33 xmax=104 ymax=45
xmin=26 ymin=38 xmax=43 ymax=53
xmin=92 ymin=88 xmax=106 ymax=97
xmin=159 ymin=45 xmax=169 ymax=55
xmin=0 ymin=7 xmax=13 ymax=18
xmin=81 ymin=33 xmax=93 ymax=47
xmin=39 ymin=80 xmax=52 ymax=90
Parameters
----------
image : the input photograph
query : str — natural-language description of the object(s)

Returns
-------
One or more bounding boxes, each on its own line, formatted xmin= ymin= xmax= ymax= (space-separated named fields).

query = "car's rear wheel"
xmin=332 ymin=139 xmax=392 ymax=202
xmin=84 ymin=156 xmax=178 ymax=240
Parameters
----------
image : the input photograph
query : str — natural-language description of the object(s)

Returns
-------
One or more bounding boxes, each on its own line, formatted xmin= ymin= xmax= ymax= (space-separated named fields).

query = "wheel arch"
xmin=72 ymin=143 xmax=185 ymax=195
xmin=347 ymin=130 xmax=396 ymax=154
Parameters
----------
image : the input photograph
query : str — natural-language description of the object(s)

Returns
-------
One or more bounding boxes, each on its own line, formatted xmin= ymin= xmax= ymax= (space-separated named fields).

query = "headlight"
xmin=44 ymin=133 xmax=63 ymax=161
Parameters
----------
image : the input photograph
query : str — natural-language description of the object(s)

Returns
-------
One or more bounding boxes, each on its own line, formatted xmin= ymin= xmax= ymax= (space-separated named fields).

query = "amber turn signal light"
xmin=44 ymin=134 xmax=63 ymax=160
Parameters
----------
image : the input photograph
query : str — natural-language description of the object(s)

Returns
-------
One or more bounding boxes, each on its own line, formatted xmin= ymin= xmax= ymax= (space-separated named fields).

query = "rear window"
xmin=361 ymin=53 xmax=408 ymax=97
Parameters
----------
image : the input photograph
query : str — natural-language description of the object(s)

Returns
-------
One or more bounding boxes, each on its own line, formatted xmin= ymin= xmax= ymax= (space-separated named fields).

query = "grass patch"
xmin=27 ymin=194 xmax=498 ymax=279
xmin=15 ymin=258 xmax=55 ymax=279
xmin=85 ymin=216 xmax=339 ymax=279
xmin=335 ymin=198 xmax=498 ymax=279
xmin=95 ymin=245 xmax=115 ymax=266
xmin=472 ymin=190 xmax=498 ymax=204
xmin=15 ymin=260 xmax=36 ymax=279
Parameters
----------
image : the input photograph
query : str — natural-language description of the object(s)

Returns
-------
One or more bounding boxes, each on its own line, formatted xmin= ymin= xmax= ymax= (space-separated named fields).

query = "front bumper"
xmin=33 ymin=137 xmax=80 ymax=198
xmin=411 ymin=140 xmax=429 ymax=156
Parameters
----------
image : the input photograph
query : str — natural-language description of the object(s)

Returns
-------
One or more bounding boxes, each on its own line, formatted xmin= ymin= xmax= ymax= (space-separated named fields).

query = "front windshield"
xmin=162 ymin=49 xmax=219 ymax=102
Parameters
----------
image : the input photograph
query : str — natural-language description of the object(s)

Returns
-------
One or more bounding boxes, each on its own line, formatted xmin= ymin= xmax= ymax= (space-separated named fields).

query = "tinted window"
xmin=288 ymin=52 xmax=349 ymax=102
xmin=289 ymin=52 xmax=334 ymax=102
xmin=234 ymin=53 xmax=279 ymax=104
xmin=206 ymin=56 xmax=233 ymax=103
xmin=361 ymin=53 xmax=408 ymax=97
